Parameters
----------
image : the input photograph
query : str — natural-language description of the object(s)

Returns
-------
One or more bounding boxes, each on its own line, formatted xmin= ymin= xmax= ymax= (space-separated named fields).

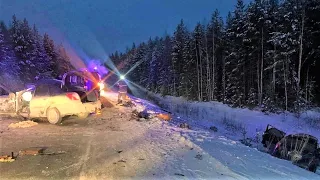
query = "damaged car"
xmin=273 ymin=133 xmax=320 ymax=172
xmin=0 ymin=79 xmax=102 ymax=124
xmin=262 ymin=125 xmax=320 ymax=173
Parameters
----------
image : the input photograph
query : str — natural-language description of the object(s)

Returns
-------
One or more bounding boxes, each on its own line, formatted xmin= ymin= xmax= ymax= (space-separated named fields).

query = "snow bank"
xmin=144 ymin=92 xmax=320 ymax=143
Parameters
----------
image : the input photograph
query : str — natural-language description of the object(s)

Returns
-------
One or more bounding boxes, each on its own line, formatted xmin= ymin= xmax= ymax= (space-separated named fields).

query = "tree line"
xmin=109 ymin=0 xmax=320 ymax=112
xmin=0 ymin=15 xmax=73 ymax=91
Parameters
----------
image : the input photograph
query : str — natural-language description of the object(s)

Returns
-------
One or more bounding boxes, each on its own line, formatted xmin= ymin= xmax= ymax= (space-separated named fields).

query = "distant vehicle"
xmin=0 ymin=79 xmax=102 ymax=124
xmin=61 ymin=69 xmax=103 ymax=102
xmin=273 ymin=133 xmax=320 ymax=172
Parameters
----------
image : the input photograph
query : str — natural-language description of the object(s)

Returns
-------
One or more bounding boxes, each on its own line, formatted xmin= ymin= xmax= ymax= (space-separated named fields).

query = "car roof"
xmin=35 ymin=79 xmax=63 ymax=85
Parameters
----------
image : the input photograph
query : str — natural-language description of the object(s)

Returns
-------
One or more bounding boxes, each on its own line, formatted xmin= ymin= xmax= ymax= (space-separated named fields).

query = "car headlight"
xmin=22 ymin=91 xmax=32 ymax=101
xmin=98 ymin=82 xmax=104 ymax=90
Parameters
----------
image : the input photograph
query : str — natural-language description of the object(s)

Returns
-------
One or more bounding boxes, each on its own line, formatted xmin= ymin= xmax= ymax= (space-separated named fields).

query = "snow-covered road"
xmin=0 ymin=92 xmax=319 ymax=179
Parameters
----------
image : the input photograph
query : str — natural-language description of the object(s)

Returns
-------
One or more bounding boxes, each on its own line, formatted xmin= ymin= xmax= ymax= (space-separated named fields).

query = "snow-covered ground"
xmin=103 ymin=90 xmax=320 ymax=179
xmin=142 ymin=93 xmax=320 ymax=144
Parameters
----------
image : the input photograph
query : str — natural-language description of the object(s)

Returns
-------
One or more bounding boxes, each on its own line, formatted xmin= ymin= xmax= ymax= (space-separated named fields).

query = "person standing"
xmin=117 ymin=80 xmax=128 ymax=103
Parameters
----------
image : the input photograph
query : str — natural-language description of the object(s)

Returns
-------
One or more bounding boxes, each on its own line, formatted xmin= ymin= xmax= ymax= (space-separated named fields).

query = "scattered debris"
xmin=157 ymin=113 xmax=171 ymax=121
xmin=179 ymin=123 xmax=190 ymax=129
xmin=40 ymin=151 xmax=66 ymax=156
xmin=240 ymin=138 xmax=253 ymax=147
xmin=0 ymin=155 xmax=15 ymax=162
xmin=138 ymin=110 xmax=150 ymax=119
xmin=132 ymin=109 xmax=139 ymax=116
xmin=190 ymin=148 xmax=194 ymax=150
xmin=209 ymin=126 xmax=218 ymax=132
xmin=195 ymin=154 xmax=203 ymax=160
xmin=0 ymin=152 xmax=15 ymax=162
xmin=8 ymin=120 xmax=38 ymax=128
xmin=120 ymin=101 xmax=136 ymax=107
xmin=19 ymin=147 xmax=45 ymax=156
xmin=117 ymin=150 xmax=123 ymax=154
xmin=174 ymin=173 xmax=185 ymax=176
xmin=138 ymin=158 xmax=145 ymax=160
xmin=118 ymin=159 xmax=126 ymax=163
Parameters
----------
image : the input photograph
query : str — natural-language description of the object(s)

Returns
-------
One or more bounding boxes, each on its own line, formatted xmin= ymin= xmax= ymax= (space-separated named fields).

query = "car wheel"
xmin=46 ymin=108 xmax=62 ymax=124
xmin=78 ymin=112 xmax=89 ymax=119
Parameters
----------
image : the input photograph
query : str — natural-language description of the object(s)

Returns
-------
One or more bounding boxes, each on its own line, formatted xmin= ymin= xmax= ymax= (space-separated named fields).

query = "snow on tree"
xmin=109 ymin=0 xmax=320 ymax=112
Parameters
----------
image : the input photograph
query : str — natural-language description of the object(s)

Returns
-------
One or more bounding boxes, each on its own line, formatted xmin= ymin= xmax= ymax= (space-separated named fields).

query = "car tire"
xmin=46 ymin=108 xmax=62 ymax=124
xmin=78 ymin=112 xmax=89 ymax=119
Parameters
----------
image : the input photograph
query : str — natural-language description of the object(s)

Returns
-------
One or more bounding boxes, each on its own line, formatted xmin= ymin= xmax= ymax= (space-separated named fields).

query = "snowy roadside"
xmin=139 ymin=92 xmax=320 ymax=145
xmin=125 ymin=91 xmax=320 ymax=179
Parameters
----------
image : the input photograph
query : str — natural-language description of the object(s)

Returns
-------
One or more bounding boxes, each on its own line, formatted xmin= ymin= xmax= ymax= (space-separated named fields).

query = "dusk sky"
xmin=0 ymin=0 xmax=250 ymax=63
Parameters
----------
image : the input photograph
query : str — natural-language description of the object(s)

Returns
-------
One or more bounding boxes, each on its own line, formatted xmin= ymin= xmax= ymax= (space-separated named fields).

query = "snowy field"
xmin=118 ymin=90 xmax=320 ymax=179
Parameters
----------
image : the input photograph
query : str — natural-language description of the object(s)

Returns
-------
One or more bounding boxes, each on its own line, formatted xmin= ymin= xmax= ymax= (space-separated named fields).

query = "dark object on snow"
xmin=210 ymin=126 xmax=218 ymax=132
xmin=118 ymin=159 xmax=126 ymax=163
xmin=262 ymin=124 xmax=286 ymax=151
xmin=240 ymin=138 xmax=253 ymax=147
xmin=179 ymin=123 xmax=190 ymax=129
xmin=138 ymin=110 xmax=150 ymax=119
xmin=174 ymin=173 xmax=185 ymax=176
xmin=273 ymin=133 xmax=319 ymax=173
xmin=120 ymin=101 xmax=135 ymax=107
xmin=195 ymin=154 xmax=203 ymax=160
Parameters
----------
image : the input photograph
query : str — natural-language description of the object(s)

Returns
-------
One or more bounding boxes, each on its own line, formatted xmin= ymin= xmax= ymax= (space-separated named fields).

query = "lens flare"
xmin=22 ymin=91 xmax=32 ymax=101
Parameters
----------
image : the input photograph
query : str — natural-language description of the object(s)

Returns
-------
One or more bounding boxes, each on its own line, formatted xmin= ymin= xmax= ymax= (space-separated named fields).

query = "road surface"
xmin=0 ymin=92 xmax=319 ymax=180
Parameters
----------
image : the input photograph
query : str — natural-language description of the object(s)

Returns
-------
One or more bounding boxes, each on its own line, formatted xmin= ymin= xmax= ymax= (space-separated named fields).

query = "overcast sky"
xmin=0 ymin=0 xmax=250 ymax=63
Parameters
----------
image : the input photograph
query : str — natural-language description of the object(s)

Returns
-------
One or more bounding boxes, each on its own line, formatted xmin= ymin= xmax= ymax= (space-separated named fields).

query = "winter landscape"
xmin=1 ymin=0 xmax=320 ymax=179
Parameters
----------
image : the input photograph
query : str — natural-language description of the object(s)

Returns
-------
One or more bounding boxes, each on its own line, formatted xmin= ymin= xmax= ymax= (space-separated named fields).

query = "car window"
xmin=34 ymin=84 xmax=50 ymax=97
xmin=49 ymin=83 xmax=65 ymax=96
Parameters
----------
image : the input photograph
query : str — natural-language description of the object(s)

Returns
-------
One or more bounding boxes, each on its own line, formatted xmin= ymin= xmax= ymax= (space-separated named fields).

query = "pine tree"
xmin=31 ymin=25 xmax=50 ymax=78
xmin=55 ymin=44 xmax=73 ymax=77
xmin=193 ymin=23 xmax=206 ymax=101
xmin=0 ymin=21 xmax=22 ymax=91
xmin=207 ymin=9 xmax=224 ymax=101
xmin=171 ymin=20 xmax=190 ymax=97
xmin=225 ymin=0 xmax=246 ymax=107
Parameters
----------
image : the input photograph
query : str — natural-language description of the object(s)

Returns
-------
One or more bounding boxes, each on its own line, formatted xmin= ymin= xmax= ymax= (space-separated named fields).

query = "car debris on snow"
xmin=8 ymin=120 xmax=38 ymax=128
xmin=0 ymin=152 xmax=15 ymax=162
xmin=209 ymin=126 xmax=218 ymax=132
xmin=157 ymin=113 xmax=171 ymax=121
xmin=118 ymin=159 xmax=126 ymax=163
xmin=19 ymin=147 xmax=45 ymax=156
xmin=174 ymin=173 xmax=185 ymax=176
xmin=179 ymin=123 xmax=190 ymax=129
xmin=195 ymin=153 xmax=203 ymax=160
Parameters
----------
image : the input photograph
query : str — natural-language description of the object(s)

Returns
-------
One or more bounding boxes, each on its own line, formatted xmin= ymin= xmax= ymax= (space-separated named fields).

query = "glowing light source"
xmin=22 ymin=91 xmax=32 ymax=101
xmin=94 ymin=66 xmax=98 ymax=70
xmin=120 ymin=75 xmax=125 ymax=80
xmin=98 ymin=82 xmax=105 ymax=90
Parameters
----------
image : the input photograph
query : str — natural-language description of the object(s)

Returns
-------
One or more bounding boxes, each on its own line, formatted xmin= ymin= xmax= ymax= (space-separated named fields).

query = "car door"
xmin=29 ymin=84 xmax=50 ymax=117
